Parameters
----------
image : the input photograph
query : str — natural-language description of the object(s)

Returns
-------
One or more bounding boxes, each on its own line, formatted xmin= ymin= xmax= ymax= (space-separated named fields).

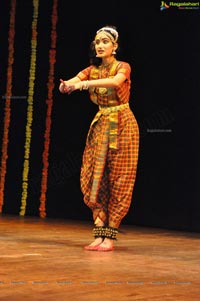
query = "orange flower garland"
xmin=19 ymin=0 xmax=39 ymax=216
xmin=0 ymin=0 xmax=16 ymax=213
xmin=39 ymin=0 xmax=58 ymax=218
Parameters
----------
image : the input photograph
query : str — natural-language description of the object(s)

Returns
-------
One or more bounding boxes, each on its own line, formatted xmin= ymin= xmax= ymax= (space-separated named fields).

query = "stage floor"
xmin=0 ymin=215 xmax=199 ymax=300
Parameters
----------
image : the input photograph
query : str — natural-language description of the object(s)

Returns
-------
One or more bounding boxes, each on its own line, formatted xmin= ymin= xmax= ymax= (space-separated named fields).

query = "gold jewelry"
xmin=79 ymin=80 xmax=89 ymax=91
xmin=98 ymin=88 xmax=107 ymax=94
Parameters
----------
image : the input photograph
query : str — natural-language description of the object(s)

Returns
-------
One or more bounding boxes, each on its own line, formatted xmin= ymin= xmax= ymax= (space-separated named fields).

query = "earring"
xmin=112 ymin=50 xmax=116 ymax=55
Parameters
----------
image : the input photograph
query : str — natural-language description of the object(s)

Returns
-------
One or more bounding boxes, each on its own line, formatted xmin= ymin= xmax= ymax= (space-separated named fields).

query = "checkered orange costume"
xmin=77 ymin=60 xmax=139 ymax=229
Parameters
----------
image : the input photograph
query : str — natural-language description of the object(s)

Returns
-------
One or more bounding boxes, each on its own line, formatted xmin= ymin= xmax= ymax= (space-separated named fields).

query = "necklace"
xmin=101 ymin=58 xmax=116 ymax=68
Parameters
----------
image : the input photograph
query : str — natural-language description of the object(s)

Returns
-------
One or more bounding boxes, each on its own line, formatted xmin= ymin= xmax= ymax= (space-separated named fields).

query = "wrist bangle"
xmin=79 ymin=82 xmax=83 ymax=91
xmin=80 ymin=80 xmax=89 ymax=91
xmin=83 ymin=80 xmax=89 ymax=90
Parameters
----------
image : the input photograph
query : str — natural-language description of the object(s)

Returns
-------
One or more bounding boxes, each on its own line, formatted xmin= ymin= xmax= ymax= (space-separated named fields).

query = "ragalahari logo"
xmin=160 ymin=1 xmax=170 ymax=10
xmin=160 ymin=1 xmax=200 ymax=10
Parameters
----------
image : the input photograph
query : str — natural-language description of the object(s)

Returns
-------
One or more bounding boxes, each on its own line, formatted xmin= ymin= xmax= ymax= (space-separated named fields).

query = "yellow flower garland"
xmin=0 ymin=0 xmax=16 ymax=213
xmin=39 ymin=0 xmax=58 ymax=218
xmin=20 ymin=0 xmax=39 ymax=216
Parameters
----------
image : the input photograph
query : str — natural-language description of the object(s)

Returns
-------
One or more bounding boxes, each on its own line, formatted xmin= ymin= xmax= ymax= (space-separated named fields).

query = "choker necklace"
xmin=101 ymin=59 xmax=116 ymax=68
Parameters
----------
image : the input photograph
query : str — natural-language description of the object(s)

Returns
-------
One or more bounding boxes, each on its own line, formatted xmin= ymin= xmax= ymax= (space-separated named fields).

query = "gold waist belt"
xmin=91 ymin=103 xmax=129 ymax=149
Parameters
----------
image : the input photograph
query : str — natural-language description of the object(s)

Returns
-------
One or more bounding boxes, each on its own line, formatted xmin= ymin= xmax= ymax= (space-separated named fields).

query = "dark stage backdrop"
xmin=0 ymin=1 xmax=199 ymax=232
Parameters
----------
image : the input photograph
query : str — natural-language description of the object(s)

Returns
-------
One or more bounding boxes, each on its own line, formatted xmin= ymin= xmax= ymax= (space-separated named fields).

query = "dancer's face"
xmin=94 ymin=32 xmax=117 ymax=58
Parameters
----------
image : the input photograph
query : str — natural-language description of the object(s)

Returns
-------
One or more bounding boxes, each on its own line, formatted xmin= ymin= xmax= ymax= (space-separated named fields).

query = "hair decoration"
xmin=96 ymin=26 xmax=119 ymax=42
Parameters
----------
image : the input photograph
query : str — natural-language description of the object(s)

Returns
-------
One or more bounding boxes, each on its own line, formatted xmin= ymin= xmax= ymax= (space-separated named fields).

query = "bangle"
xmin=79 ymin=82 xmax=83 ymax=91
xmin=79 ymin=80 xmax=89 ymax=91
xmin=83 ymin=80 xmax=89 ymax=90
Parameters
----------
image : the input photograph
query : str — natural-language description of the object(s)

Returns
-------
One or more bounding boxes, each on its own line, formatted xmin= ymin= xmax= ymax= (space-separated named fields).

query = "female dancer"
xmin=59 ymin=25 xmax=139 ymax=251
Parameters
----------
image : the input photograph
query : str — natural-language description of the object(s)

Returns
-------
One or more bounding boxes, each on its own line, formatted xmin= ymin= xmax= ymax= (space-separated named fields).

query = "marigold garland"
xmin=19 ymin=0 xmax=39 ymax=216
xmin=39 ymin=0 xmax=58 ymax=218
xmin=0 ymin=0 xmax=16 ymax=213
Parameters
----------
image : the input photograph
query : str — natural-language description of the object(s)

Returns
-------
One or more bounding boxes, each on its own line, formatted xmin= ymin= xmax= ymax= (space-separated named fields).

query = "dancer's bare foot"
xmin=84 ymin=237 xmax=104 ymax=251
xmin=97 ymin=238 xmax=115 ymax=251
xmin=88 ymin=237 xmax=104 ymax=247
xmin=84 ymin=219 xmax=105 ymax=251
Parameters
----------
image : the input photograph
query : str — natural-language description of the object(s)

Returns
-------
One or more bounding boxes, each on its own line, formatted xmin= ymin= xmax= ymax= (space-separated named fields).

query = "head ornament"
xmin=96 ymin=26 xmax=119 ymax=43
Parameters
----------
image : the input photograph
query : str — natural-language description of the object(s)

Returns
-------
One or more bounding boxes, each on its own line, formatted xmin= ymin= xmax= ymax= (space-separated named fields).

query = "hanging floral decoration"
xmin=20 ymin=0 xmax=39 ymax=216
xmin=39 ymin=0 xmax=58 ymax=218
xmin=0 ymin=0 xmax=16 ymax=213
